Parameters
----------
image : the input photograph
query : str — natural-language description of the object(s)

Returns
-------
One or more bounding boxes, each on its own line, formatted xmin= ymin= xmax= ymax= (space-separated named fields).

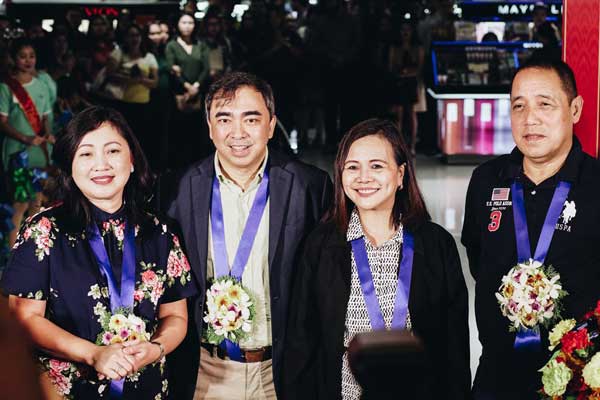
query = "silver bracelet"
xmin=151 ymin=341 xmax=165 ymax=362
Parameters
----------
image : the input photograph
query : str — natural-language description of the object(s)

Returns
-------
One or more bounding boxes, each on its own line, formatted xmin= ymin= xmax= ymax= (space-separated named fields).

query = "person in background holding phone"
xmin=106 ymin=24 xmax=158 ymax=167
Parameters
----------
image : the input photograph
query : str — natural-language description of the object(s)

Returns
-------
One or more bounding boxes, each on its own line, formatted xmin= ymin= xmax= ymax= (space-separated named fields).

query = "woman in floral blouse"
xmin=0 ymin=106 xmax=197 ymax=399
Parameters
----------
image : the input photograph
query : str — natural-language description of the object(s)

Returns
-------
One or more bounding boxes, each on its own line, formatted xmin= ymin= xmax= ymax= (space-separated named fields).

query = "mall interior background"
xmin=0 ymin=0 xmax=566 ymax=379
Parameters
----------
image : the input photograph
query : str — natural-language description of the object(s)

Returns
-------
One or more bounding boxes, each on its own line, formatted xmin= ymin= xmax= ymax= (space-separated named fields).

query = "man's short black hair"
xmin=511 ymin=58 xmax=578 ymax=103
xmin=205 ymin=72 xmax=275 ymax=119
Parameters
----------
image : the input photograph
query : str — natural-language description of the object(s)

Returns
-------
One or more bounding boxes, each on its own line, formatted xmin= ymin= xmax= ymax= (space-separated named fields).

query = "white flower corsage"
xmin=495 ymin=259 xmax=567 ymax=332
xmin=203 ymin=276 xmax=255 ymax=345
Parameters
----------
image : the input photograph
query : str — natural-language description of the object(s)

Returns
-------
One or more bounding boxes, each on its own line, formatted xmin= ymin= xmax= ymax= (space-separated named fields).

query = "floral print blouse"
xmin=0 ymin=204 xmax=197 ymax=399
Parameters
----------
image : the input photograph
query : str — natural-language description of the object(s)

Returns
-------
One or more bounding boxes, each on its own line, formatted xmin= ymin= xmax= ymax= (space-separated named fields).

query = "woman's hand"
xmin=122 ymin=340 xmax=161 ymax=371
xmin=187 ymin=83 xmax=200 ymax=97
xmin=171 ymin=65 xmax=182 ymax=77
xmin=26 ymin=135 xmax=46 ymax=146
xmin=91 ymin=343 xmax=137 ymax=380
xmin=44 ymin=134 xmax=56 ymax=145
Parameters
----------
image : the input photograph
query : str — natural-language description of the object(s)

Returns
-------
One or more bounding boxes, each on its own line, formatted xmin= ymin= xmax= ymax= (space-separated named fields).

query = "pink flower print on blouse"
xmin=13 ymin=216 xmax=57 ymax=261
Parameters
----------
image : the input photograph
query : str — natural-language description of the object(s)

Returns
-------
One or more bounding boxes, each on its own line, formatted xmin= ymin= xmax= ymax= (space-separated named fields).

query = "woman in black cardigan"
xmin=283 ymin=118 xmax=471 ymax=399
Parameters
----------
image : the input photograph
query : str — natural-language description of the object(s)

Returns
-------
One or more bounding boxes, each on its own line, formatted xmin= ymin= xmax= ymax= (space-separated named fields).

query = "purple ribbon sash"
xmin=351 ymin=230 xmax=414 ymax=331
xmin=511 ymin=180 xmax=571 ymax=351
xmin=210 ymin=166 xmax=269 ymax=361
xmin=88 ymin=221 xmax=136 ymax=398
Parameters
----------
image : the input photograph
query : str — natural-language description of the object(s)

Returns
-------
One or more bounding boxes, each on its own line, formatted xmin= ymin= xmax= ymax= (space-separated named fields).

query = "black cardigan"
xmin=282 ymin=221 xmax=472 ymax=400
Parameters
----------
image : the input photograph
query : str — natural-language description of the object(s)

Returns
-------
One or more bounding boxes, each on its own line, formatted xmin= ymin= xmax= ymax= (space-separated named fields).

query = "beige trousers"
xmin=194 ymin=347 xmax=277 ymax=400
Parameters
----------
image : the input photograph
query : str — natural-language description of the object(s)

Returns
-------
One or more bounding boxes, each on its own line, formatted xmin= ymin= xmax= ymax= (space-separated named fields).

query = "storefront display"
xmin=429 ymin=41 xmax=542 ymax=162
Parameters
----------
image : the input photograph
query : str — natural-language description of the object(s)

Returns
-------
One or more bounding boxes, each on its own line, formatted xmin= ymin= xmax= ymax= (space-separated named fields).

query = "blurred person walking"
xmin=388 ymin=21 xmax=424 ymax=156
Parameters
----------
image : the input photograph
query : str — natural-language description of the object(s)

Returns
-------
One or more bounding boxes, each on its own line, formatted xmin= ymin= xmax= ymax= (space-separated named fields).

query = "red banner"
xmin=563 ymin=0 xmax=600 ymax=157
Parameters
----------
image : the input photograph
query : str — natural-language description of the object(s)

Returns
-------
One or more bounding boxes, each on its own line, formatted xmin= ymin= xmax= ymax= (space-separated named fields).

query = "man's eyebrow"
xmin=214 ymin=111 xmax=232 ymax=118
xmin=511 ymin=94 xmax=557 ymax=102
xmin=241 ymin=111 xmax=262 ymax=117
xmin=536 ymin=94 xmax=556 ymax=101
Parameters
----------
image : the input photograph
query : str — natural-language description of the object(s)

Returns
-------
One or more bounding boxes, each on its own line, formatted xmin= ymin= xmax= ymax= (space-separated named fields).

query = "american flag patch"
xmin=492 ymin=188 xmax=510 ymax=201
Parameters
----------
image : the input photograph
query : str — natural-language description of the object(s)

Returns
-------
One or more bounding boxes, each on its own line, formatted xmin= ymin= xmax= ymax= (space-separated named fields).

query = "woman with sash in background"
xmin=283 ymin=118 xmax=471 ymax=399
xmin=0 ymin=38 xmax=55 ymax=247
xmin=0 ymin=106 xmax=197 ymax=398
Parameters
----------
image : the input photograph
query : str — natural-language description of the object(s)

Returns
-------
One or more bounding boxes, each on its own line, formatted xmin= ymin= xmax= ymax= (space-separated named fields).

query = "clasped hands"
xmin=25 ymin=134 xmax=55 ymax=146
xmin=182 ymin=81 xmax=200 ymax=98
xmin=92 ymin=340 xmax=161 ymax=381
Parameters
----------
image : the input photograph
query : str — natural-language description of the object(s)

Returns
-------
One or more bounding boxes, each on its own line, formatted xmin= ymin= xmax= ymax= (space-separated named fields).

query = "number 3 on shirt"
xmin=488 ymin=210 xmax=502 ymax=232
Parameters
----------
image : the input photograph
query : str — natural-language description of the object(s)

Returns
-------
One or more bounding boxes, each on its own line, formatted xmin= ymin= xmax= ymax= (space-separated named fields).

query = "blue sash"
xmin=88 ymin=221 xmax=136 ymax=398
xmin=511 ymin=180 xmax=571 ymax=351
xmin=350 ymin=230 xmax=414 ymax=331
xmin=210 ymin=166 xmax=269 ymax=361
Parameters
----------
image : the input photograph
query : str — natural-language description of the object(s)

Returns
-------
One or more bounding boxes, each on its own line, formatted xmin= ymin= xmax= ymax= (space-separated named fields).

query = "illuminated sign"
xmin=497 ymin=4 xmax=562 ymax=16
xmin=6 ymin=1 xmax=180 ymax=20
xmin=459 ymin=1 xmax=562 ymax=21
xmin=83 ymin=6 xmax=119 ymax=17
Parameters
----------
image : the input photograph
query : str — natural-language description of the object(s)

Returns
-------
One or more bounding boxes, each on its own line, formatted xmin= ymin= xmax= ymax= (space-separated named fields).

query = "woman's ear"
xmin=397 ymin=163 xmax=406 ymax=190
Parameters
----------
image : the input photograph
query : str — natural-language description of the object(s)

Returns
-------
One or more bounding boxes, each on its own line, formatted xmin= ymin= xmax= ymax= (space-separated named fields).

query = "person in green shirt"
xmin=165 ymin=12 xmax=212 ymax=170
xmin=0 ymin=39 xmax=55 ymax=247
xmin=165 ymin=12 xmax=209 ymax=98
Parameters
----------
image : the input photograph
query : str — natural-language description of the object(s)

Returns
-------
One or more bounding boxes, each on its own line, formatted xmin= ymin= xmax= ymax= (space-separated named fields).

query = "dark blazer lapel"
xmin=190 ymin=158 xmax=215 ymax=284
xmin=332 ymin=236 xmax=352 ymax=295
xmin=407 ymin=227 xmax=425 ymax=310
xmin=268 ymin=163 xmax=293 ymax=269
xmin=323 ymin=235 xmax=352 ymax=341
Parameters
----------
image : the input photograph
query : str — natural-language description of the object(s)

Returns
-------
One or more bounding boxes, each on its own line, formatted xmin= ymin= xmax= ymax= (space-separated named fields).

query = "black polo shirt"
xmin=461 ymin=137 xmax=600 ymax=399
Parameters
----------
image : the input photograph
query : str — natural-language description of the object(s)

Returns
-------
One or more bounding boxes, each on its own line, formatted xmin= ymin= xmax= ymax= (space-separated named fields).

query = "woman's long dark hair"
xmin=121 ymin=24 xmax=149 ymax=56
xmin=174 ymin=11 xmax=198 ymax=43
xmin=325 ymin=118 xmax=430 ymax=233
xmin=51 ymin=106 xmax=154 ymax=231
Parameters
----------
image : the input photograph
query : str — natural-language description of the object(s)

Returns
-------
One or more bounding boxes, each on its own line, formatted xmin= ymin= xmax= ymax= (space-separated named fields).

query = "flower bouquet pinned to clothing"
xmin=496 ymin=259 xmax=567 ymax=334
xmin=539 ymin=301 xmax=600 ymax=399
xmin=95 ymin=306 xmax=151 ymax=345
xmin=203 ymin=276 xmax=255 ymax=345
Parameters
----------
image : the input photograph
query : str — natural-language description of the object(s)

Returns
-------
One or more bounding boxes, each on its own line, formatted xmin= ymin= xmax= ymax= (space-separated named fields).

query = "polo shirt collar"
xmin=214 ymin=148 xmax=269 ymax=190
xmin=500 ymin=135 xmax=584 ymax=184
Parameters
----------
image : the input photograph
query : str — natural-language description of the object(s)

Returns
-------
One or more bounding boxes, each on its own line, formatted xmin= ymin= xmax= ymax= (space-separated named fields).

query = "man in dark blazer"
xmin=168 ymin=72 xmax=332 ymax=399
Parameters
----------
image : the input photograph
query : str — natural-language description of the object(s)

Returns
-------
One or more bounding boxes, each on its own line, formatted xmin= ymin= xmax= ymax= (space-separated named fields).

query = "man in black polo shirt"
xmin=462 ymin=58 xmax=600 ymax=399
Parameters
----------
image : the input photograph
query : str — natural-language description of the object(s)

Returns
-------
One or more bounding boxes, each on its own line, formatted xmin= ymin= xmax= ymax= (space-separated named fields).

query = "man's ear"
xmin=207 ymin=116 xmax=214 ymax=140
xmin=268 ymin=116 xmax=277 ymax=139
xmin=571 ymin=95 xmax=584 ymax=124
